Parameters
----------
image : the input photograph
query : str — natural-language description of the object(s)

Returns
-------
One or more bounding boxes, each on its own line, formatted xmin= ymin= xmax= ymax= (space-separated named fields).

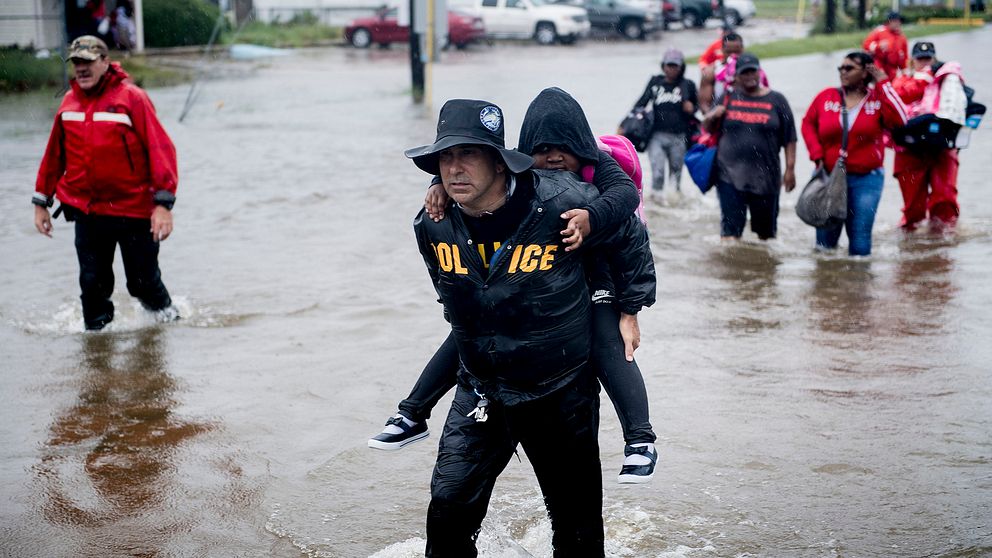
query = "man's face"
xmin=912 ymin=56 xmax=933 ymax=72
xmin=439 ymin=145 xmax=506 ymax=211
xmin=723 ymin=40 xmax=743 ymax=58
xmin=71 ymin=56 xmax=110 ymax=91
xmin=531 ymin=144 xmax=581 ymax=173
xmin=887 ymin=19 xmax=902 ymax=32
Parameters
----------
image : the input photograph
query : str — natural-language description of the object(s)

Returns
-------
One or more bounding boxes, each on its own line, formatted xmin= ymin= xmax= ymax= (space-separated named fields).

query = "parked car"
xmin=720 ymin=0 xmax=755 ymax=25
xmin=449 ymin=0 xmax=591 ymax=45
xmin=660 ymin=0 xmax=680 ymax=28
xmin=554 ymin=0 xmax=659 ymax=39
xmin=344 ymin=7 xmax=486 ymax=49
xmin=677 ymin=0 xmax=718 ymax=27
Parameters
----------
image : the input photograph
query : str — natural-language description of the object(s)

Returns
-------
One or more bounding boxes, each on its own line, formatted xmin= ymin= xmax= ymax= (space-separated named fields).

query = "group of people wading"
xmin=31 ymin=23 xmax=976 ymax=558
xmin=628 ymin=22 xmax=971 ymax=255
xmin=366 ymin=26 xmax=975 ymax=557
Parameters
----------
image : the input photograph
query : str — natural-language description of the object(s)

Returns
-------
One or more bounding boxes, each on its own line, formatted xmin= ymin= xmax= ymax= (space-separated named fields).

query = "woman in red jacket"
xmin=801 ymin=51 xmax=909 ymax=256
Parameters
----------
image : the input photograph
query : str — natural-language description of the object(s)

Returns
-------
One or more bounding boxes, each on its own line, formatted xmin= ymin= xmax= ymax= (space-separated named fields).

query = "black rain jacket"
xmin=415 ymin=170 xmax=655 ymax=405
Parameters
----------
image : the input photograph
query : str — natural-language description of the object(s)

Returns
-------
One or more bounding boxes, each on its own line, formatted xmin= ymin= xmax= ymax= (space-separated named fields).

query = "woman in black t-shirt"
xmin=702 ymin=52 xmax=797 ymax=240
xmin=634 ymin=48 xmax=699 ymax=195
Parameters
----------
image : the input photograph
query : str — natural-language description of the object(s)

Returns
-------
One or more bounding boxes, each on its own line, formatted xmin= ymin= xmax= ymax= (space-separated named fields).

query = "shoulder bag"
xmin=796 ymin=89 xmax=849 ymax=228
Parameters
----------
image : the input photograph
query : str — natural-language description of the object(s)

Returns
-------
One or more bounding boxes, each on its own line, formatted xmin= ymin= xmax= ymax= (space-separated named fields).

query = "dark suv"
xmin=555 ymin=0 xmax=659 ymax=38
xmin=677 ymin=0 xmax=719 ymax=27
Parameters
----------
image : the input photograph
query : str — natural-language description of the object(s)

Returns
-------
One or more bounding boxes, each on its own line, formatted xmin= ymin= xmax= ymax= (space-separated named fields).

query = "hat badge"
xmin=480 ymin=106 xmax=501 ymax=132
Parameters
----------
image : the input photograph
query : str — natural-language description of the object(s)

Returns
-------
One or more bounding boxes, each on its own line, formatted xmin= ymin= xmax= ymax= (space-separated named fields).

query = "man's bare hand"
xmin=619 ymin=312 xmax=641 ymax=362
xmin=425 ymin=182 xmax=449 ymax=222
xmin=151 ymin=206 xmax=173 ymax=242
xmin=34 ymin=205 xmax=53 ymax=237
xmin=560 ymin=208 xmax=591 ymax=251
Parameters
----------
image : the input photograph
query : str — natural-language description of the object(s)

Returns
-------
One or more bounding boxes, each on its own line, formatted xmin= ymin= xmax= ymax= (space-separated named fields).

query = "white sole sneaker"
xmin=367 ymin=430 xmax=430 ymax=451
xmin=617 ymin=471 xmax=654 ymax=484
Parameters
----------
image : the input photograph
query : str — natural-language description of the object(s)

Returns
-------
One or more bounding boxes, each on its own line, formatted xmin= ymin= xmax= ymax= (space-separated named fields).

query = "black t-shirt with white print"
xmin=636 ymin=75 xmax=698 ymax=136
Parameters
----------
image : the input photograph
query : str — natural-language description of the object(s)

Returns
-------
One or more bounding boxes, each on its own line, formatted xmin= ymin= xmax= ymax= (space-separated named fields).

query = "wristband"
xmin=32 ymin=193 xmax=53 ymax=208
xmin=153 ymin=190 xmax=176 ymax=210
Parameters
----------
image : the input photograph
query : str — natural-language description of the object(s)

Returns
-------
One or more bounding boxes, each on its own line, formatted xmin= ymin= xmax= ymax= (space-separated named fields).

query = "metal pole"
xmin=134 ymin=0 xmax=145 ymax=52
xmin=425 ymin=0 xmax=434 ymax=111
xmin=410 ymin=0 xmax=424 ymax=103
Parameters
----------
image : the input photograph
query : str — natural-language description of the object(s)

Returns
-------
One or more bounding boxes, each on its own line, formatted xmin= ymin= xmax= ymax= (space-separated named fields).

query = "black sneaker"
xmin=617 ymin=443 xmax=657 ymax=484
xmin=367 ymin=415 xmax=429 ymax=451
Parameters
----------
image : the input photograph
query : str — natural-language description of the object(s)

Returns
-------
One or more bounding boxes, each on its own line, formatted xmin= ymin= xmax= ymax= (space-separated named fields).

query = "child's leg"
xmin=397 ymin=332 xmax=460 ymax=423
xmin=591 ymin=304 xmax=656 ymax=445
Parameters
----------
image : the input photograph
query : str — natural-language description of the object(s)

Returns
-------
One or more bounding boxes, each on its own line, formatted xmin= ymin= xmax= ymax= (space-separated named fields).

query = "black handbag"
xmin=796 ymin=90 xmax=849 ymax=228
xmin=618 ymin=106 xmax=654 ymax=152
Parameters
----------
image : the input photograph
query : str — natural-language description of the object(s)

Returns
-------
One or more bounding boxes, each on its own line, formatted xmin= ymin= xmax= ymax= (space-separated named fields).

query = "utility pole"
xmin=410 ymin=0 xmax=425 ymax=103
xmin=857 ymin=0 xmax=866 ymax=28
xmin=825 ymin=0 xmax=836 ymax=33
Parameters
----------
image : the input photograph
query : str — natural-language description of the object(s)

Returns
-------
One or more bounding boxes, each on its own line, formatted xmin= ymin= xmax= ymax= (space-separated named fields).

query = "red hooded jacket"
xmin=35 ymin=62 xmax=177 ymax=219
xmin=801 ymin=80 xmax=909 ymax=174
xmin=862 ymin=25 xmax=908 ymax=81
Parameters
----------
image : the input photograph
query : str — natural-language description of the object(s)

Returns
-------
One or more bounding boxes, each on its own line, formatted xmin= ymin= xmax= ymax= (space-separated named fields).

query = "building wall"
xmin=252 ymin=0 xmax=389 ymax=23
xmin=0 ymin=0 xmax=63 ymax=50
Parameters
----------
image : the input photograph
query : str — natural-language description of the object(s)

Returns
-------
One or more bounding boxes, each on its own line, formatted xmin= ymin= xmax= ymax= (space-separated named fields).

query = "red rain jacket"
xmin=862 ymin=25 xmax=908 ymax=81
xmin=36 ymin=63 xmax=177 ymax=219
xmin=801 ymin=80 xmax=909 ymax=174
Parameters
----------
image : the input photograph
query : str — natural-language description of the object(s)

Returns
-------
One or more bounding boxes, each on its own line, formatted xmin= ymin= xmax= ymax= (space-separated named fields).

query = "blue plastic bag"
xmin=684 ymin=142 xmax=717 ymax=194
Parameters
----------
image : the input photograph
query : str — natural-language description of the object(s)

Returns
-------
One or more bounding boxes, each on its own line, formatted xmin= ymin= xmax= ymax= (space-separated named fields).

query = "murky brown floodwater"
xmin=2 ymin=24 xmax=991 ymax=558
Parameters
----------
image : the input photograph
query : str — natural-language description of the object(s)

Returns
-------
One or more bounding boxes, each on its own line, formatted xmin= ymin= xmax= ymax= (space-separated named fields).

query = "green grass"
xmin=686 ymin=23 xmax=979 ymax=62
xmin=222 ymin=21 xmax=342 ymax=48
xmin=753 ymin=0 xmax=992 ymax=23
xmin=0 ymin=49 xmax=189 ymax=94
xmin=754 ymin=0 xmax=806 ymax=21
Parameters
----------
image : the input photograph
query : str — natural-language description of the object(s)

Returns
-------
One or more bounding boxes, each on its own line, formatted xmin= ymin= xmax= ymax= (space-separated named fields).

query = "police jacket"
xmin=414 ymin=170 xmax=656 ymax=406
xmin=35 ymin=63 xmax=178 ymax=218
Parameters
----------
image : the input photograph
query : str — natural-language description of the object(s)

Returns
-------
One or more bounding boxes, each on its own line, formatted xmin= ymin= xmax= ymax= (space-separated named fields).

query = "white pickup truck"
xmin=449 ymin=0 xmax=591 ymax=44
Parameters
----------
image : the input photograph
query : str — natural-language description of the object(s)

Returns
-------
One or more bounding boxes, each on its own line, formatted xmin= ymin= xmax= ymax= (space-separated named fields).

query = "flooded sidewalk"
xmin=1 ymin=26 xmax=991 ymax=557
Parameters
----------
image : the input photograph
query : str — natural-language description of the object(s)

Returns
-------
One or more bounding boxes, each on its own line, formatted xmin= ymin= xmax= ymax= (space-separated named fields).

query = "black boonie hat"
xmin=405 ymin=99 xmax=534 ymax=176
xmin=736 ymin=52 xmax=760 ymax=74
xmin=912 ymin=41 xmax=936 ymax=59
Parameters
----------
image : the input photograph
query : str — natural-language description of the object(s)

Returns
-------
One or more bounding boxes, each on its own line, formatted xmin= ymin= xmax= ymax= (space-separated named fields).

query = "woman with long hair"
xmin=801 ymin=50 xmax=909 ymax=255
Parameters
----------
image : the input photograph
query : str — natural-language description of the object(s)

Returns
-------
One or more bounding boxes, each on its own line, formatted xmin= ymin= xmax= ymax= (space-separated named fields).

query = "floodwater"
xmin=2 ymin=24 xmax=991 ymax=558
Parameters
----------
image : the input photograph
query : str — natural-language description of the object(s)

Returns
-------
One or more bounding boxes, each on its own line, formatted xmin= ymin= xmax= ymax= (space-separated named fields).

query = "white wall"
xmin=0 ymin=0 xmax=63 ymax=50
xmin=252 ymin=0 xmax=395 ymax=23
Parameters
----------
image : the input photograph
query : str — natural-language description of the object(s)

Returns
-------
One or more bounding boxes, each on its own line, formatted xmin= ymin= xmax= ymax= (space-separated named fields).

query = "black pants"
xmin=425 ymin=374 xmax=604 ymax=557
xmin=399 ymin=305 xmax=656 ymax=444
xmin=74 ymin=214 xmax=172 ymax=330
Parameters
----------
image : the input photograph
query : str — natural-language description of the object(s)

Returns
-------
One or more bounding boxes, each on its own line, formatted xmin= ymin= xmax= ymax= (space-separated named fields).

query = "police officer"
xmin=33 ymin=36 xmax=178 ymax=330
xmin=405 ymin=99 xmax=654 ymax=556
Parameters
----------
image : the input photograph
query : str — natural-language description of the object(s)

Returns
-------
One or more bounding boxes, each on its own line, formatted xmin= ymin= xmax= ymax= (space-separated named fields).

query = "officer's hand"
xmin=34 ymin=205 xmax=52 ymax=238
xmin=560 ymin=208 xmax=591 ymax=251
xmin=619 ymin=312 xmax=641 ymax=362
xmin=151 ymin=206 xmax=173 ymax=242
xmin=425 ymin=183 xmax=449 ymax=222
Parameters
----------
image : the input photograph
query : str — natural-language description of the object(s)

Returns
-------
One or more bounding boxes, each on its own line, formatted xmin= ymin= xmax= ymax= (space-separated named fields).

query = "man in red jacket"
xmin=862 ymin=11 xmax=908 ymax=81
xmin=33 ymin=36 xmax=179 ymax=330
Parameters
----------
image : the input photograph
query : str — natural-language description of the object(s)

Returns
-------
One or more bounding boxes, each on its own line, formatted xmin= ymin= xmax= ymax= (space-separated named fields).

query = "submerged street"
xmin=1 ymin=25 xmax=991 ymax=557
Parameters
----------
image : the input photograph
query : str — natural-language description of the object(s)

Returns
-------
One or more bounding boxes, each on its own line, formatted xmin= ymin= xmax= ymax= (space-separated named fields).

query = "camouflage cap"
xmin=68 ymin=35 xmax=109 ymax=61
